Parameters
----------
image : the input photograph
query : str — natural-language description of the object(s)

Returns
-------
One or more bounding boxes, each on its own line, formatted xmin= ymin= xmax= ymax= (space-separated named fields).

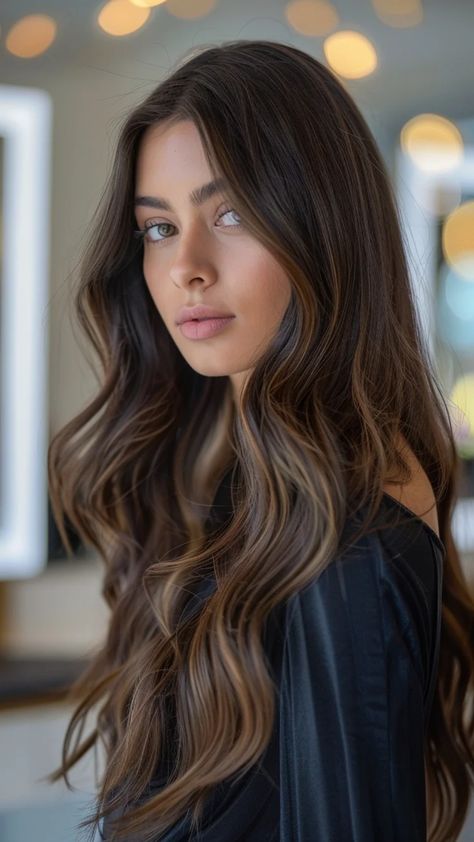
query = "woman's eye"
xmin=137 ymin=207 xmax=241 ymax=245
xmin=217 ymin=208 xmax=241 ymax=227
xmin=143 ymin=222 xmax=174 ymax=243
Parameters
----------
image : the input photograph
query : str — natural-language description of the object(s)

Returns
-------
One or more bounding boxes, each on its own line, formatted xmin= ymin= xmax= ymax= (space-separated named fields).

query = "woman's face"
xmin=134 ymin=119 xmax=292 ymax=403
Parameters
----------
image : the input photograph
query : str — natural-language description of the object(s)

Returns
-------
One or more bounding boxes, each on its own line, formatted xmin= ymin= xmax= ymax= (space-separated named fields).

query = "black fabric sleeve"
xmin=278 ymin=524 xmax=443 ymax=842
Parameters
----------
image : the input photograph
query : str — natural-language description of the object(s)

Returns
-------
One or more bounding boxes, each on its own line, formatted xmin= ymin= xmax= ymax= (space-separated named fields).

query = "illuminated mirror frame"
xmin=396 ymin=144 xmax=474 ymax=554
xmin=0 ymin=85 xmax=52 ymax=578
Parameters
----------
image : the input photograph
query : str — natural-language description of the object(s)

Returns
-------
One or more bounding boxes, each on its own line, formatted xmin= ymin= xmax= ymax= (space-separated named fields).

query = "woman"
xmin=46 ymin=40 xmax=474 ymax=841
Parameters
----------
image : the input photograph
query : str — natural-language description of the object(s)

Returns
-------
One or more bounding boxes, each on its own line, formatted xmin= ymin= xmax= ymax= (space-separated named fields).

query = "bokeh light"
xmin=400 ymin=113 xmax=464 ymax=173
xmin=5 ymin=14 xmax=57 ymax=58
xmin=323 ymin=30 xmax=377 ymax=79
xmin=285 ymin=1 xmax=339 ymax=37
xmin=97 ymin=0 xmax=151 ymax=36
xmin=442 ymin=200 xmax=474 ymax=282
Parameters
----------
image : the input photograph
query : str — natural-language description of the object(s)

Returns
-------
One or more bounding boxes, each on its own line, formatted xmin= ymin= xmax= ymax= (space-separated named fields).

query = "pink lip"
xmin=176 ymin=305 xmax=234 ymax=324
xmin=179 ymin=316 xmax=235 ymax=340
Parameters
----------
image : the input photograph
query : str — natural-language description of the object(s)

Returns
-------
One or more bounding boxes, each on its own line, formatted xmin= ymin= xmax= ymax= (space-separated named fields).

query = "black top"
xmin=100 ymin=468 xmax=444 ymax=841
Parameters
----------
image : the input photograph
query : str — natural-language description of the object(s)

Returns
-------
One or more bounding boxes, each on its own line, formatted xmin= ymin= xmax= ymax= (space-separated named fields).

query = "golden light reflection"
xmin=400 ymin=114 xmax=464 ymax=173
xmin=323 ymin=30 xmax=377 ymax=79
xmin=5 ymin=14 xmax=57 ymax=58
xmin=97 ymin=0 xmax=151 ymax=36
xmin=442 ymin=201 xmax=474 ymax=282
xmin=285 ymin=1 xmax=339 ymax=37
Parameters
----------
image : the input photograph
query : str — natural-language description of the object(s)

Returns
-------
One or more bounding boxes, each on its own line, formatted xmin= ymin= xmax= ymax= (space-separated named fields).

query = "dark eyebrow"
xmin=134 ymin=177 xmax=229 ymax=211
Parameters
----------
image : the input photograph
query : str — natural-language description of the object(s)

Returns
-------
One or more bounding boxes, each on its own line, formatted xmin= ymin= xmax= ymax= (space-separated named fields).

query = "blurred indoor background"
xmin=0 ymin=1 xmax=473 ymax=839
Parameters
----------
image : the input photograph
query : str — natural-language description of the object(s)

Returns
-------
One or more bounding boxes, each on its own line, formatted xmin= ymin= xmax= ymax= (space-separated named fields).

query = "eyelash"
xmin=133 ymin=207 xmax=242 ymax=246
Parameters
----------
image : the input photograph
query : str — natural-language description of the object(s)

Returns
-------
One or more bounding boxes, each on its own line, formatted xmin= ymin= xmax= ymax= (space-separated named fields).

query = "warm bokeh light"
xmin=442 ymin=200 xmax=474 ymax=282
xmin=162 ymin=0 xmax=217 ymax=19
xmin=323 ymin=30 xmax=377 ymax=79
xmin=450 ymin=374 xmax=474 ymax=443
xmin=371 ymin=0 xmax=423 ymax=28
xmin=5 ymin=15 xmax=57 ymax=59
xmin=400 ymin=113 xmax=464 ymax=173
xmin=97 ymin=0 xmax=151 ymax=36
xmin=285 ymin=1 xmax=339 ymax=37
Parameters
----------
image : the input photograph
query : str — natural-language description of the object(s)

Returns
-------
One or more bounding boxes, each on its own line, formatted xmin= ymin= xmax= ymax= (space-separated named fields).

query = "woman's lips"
xmin=179 ymin=316 xmax=235 ymax=340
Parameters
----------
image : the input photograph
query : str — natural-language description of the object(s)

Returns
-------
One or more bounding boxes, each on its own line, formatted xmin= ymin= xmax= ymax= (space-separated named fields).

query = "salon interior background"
xmin=0 ymin=1 xmax=473 ymax=840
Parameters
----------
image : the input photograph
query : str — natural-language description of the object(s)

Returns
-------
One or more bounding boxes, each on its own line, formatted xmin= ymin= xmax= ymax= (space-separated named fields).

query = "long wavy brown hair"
xmin=45 ymin=40 xmax=474 ymax=842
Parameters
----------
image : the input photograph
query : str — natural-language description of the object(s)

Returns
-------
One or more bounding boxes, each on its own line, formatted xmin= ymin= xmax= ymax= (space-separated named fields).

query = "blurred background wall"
xmin=0 ymin=1 xmax=473 ymax=839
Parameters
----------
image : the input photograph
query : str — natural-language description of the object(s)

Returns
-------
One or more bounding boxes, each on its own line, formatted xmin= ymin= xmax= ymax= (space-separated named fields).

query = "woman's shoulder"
xmin=281 ymin=488 xmax=444 ymax=731
xmin=381 ymin=430 xmax=440 ymax=539
xmin=277 ymin=472 xmax=445 ymax=842
xmin=288 ymin=487 xmax=444 ymax=644
xmin=293 ymin=428 xmax=445 ymax=613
